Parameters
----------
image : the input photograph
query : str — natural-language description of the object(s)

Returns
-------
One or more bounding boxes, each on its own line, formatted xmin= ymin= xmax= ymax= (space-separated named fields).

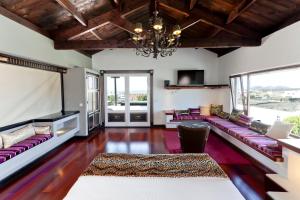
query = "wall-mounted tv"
xmin=177 ymin=70 xmax=204 ymax=85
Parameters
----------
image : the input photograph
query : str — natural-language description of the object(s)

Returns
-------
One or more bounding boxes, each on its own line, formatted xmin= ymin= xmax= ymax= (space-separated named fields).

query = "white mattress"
xmin=64 ymin=176 xmax=245 ymax=200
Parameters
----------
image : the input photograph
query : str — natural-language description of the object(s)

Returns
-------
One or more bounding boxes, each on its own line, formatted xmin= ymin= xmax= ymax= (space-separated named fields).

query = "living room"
xmin=0 ymin=1 xmax=300 ymax=200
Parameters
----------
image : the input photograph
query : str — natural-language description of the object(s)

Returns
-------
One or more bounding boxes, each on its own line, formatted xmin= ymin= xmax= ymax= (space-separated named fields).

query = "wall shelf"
xmin=164 ymin=84 xmax=229 ymax=90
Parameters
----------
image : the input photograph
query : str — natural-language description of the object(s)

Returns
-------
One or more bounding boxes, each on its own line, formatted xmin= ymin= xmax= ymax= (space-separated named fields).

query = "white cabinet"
xmin=64 ymin=67 xmax=101 ymax=136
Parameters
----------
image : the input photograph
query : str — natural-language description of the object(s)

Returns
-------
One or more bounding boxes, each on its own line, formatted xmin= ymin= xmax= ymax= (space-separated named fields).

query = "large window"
xmin=230 ymin=67 xmax=300 ymax=137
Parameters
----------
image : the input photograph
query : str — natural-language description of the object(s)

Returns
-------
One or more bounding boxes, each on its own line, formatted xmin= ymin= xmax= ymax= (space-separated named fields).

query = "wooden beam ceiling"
xmin=209 ymin=0 xmax=256 ymax=38
xmin=55 ymin=0 xmax=87 ymax=26
xmin=159 ymin=1 xmax=261 ymax=39
xmin=226 ymin=0 xmax=256 ymax=24
xmin=0 ymin=5 xmax=50 ymax=38
xmin=187 ymin=0 xmax=198 ymax=10
xmin=54 ymin=1 xmax=148 ymax=40
xmin=54 ymin=37 xmax=261 ymax=50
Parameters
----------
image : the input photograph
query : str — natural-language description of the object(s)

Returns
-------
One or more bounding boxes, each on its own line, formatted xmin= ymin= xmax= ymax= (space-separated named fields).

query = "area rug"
xmin=163 ymin=130 xmax=250 ymax=165
xmin=82 ymin=153 xmax=227 ymax=178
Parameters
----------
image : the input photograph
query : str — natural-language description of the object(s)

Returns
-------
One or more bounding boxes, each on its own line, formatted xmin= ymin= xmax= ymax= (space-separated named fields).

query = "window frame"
xmin=230 ymin=64 xmax=300 ymax=137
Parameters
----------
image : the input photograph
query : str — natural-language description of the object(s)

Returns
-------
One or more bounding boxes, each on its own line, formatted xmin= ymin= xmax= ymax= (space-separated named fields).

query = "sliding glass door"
xmin=104 ymin=73 xmax=150 ymax=127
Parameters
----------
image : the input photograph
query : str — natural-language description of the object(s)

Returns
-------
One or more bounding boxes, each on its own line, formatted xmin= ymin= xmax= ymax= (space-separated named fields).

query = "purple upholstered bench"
xmin=0 ymin=134 xmax=53 ymax=164
xmin=207 ymin=116 xmax=283 ymax=162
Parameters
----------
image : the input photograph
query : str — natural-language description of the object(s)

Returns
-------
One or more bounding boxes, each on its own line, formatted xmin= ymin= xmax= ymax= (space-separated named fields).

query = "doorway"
xmin=103 ymin=71 xmax=152 ymax=127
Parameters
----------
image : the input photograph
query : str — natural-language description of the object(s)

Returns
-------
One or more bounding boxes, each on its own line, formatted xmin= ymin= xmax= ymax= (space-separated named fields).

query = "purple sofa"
xmin=169 ymin=109 xmax=283 ymax=162
xmin=205 ymin=116 xmax=283 ymax=162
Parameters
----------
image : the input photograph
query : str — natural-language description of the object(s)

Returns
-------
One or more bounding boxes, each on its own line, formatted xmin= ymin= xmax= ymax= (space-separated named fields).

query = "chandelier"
xmin=131 ymin=2 xmax=182 ymax=58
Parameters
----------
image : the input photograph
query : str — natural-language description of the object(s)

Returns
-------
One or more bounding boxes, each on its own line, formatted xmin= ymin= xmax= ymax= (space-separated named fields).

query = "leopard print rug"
xmin=82 ymin=153 xmax=227 ymax=178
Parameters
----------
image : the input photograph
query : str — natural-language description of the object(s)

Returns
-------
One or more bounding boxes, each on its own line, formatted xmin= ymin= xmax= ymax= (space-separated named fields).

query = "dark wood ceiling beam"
xmin=110 ymin=15 xmax=135 ymax=34
xmin=0 ymin=5 xmax=50 ymax=38
xmin=210 ymin=0 xmax=256 ymax=38
xmin=90 ymin=30 xmax=102 ymax=40
xmin=55 ymin=0 xmax=87 ymax=26
xmin=54 ymin=1 xmax=148 ymax=40
xmin=158 ymin=1 xmax=260 ymax=39
xmin=55 ymin=39 xmax=135 ymax=49
xmin=187 ymin=0 xmax=199 ymax=10
xmin=267 ymin=10 xmax=300 ymax=36
xmin=181 ymin=7 xmax=260 ymax=38
xmin=227 ymin=0 xmax=256 ymax=24
xmin=54 ymin=37 xmax=261 ymax=50
xmin=158 ymin=2 xmax=190 ymax=18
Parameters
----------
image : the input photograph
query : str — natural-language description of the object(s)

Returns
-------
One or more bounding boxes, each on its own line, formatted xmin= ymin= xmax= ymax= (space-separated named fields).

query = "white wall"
xmin=0 ymin=15 xmax=92 ymax=68
xmin=218 ymin=21 xmax=300 ymax=83
xmin=218 ymin=21 xmax=300 ymax=111
xmin=93 ymin=48 xmax=229 ymax=125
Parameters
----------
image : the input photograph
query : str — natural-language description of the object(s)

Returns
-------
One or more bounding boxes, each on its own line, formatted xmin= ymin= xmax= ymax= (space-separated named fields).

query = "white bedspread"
xmin=64 ymin=176 xmax=245 ymax=200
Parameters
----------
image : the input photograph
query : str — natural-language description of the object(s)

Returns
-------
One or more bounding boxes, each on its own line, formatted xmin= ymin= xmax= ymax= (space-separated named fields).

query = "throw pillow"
xmin=210 ymin=104 xmax=223 ymax=116
xmin=0 ymin=135 xmax=3 ymax=149
xmin=173 ymin=110 xmax=189 ymax=120
xmin=250 ymin=121 xmax=271 ymax=135
xmin=229 ymin=109 xmax=243 ymax=122
xmin=189 ymin=108 xmax=201 ymax=116
xmin=34 ymin=126 xmax=51 ymax=135
xmin=200 ymin=106 xmax=211 ymax=116
xmin=235 ymin=114 xmax=252 ymax=127
xmin=217 ymin=111 xmax=230 ymax=119
xmin=266 ymin=121 xmax=294 ymax=139
xmin=1 ymin=124 xmax=36 ymax=148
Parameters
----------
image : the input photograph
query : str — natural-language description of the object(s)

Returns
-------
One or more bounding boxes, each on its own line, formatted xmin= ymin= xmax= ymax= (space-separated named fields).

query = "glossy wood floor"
xmin=0 ymin=128 xmax=272 ymax=200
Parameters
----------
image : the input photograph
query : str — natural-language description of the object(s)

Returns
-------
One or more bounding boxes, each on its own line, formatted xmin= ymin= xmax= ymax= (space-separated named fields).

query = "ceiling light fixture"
xmin=131 ymin=0 xmax=182 ymax=59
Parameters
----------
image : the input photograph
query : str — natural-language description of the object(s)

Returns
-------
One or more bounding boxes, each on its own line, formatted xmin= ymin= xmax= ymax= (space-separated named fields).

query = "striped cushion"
xmin=0 ymin=136 xmax=2 ymax=149
xmin=0 ymin=134 xmax=53 ymax=164
xmin=0 ymin=151 xmax=17 ymax=159
xmin=1 ymin=146 xmax=26 ymax=154
xmin=227 ymin=127 xmax=259 ymax=139
xmin=189 ymin=108 xmax=201 ymax=115
xmin=235 ymin=114 xmax=252 ymax=128
xmin=0 ymin=156 xmax=6 ymax=164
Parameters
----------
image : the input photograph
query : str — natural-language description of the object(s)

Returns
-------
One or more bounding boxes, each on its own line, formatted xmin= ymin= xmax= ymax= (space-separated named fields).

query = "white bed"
xmin=65 ymin=176 xmax=245 ymax=200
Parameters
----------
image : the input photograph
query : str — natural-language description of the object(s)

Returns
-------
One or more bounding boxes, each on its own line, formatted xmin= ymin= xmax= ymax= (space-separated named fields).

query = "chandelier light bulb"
xmin=153 ymin=18 xmax=163 ymax=30
xmin=132 ymin=35 xmax=139 ymax=41
xmin=172 ymin=25 xmax=181 ymax=36
xmin=134 ymin=23 xmax=143 ymax=33
xmin=168 ymin=35 xmax=175 ymax=43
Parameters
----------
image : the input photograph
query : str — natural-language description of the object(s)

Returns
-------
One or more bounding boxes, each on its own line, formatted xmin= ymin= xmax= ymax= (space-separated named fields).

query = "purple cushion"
xmin=0 ymin=156 xmax=7 ymax=164
xmin=1 ymin=146 xmax=26 ymax=154
xmin=0 ymin=134 xmax=53 ymax=164
xmin=30 ymin=134 xmax=52 ymax=140
xmin=244 ymin=136 xmax=278 ymax=148
xmin=214 ymin=121 xmax=241 ymax=132
xmin=228 ymin=127 xmax=260 ymax=140
xmin=0 ymin=151 xmax=17 ymax=159
xmin=189 ymin=108 xmax=201 ymax=115
xmin=13 ymin=143 xmax=34 ymax=150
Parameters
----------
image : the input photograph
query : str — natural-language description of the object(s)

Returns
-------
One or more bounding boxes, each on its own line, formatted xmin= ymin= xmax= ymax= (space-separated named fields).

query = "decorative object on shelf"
xmin=164 ymin=80 xmax=170 ymax=87
xmin=131 ymin=0 xmax=181 ymax=59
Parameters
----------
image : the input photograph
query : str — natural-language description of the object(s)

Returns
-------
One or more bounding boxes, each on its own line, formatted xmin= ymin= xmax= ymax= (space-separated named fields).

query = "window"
xmin=230 ymin=75 xmax=248 ymax=114
xmin=230 ymin=67 xmax=300 ymax=137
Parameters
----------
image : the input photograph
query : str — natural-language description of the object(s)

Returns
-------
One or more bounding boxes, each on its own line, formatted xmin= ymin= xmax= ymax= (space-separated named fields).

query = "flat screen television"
xmin=177 ymin=70 xmax=204 ymax=85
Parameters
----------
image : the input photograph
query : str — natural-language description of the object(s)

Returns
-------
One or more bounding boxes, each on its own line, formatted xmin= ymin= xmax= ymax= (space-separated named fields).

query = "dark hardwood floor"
xmin=0 ymin=128 xmax=272 ymax=200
